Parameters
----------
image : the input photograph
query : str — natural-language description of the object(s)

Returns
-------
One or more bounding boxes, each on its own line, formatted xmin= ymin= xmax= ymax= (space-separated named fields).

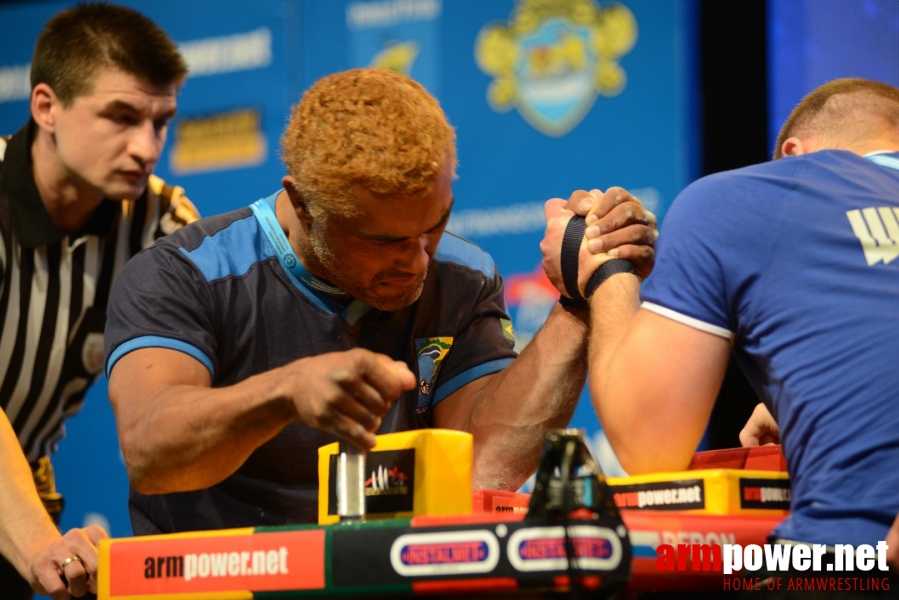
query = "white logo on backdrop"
xmin=346 ymin=0 xmax=441 ymax=31
xmin=0 ymin=64 xmax=30 ymax=103
xmin=447 ymin=187 xmax=660 ymax=239
xmin=179 ymin=28 xmax=272 ymax=78
xmin=0 ymin=28 xmax=272 ymax=105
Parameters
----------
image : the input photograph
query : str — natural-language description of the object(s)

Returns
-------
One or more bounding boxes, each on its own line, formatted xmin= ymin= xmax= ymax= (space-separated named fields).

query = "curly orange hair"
xmin=281 ymin=68 xmax=457 ymax=217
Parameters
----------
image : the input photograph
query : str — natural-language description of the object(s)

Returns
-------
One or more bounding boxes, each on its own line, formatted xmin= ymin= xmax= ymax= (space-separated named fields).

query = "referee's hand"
xmin=30 ymin=525 xmax=108 ymax=599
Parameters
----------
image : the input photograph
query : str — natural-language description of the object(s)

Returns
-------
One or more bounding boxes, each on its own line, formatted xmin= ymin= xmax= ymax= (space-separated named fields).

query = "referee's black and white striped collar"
xmin=2 ymin=120 xmax=119 ymax=249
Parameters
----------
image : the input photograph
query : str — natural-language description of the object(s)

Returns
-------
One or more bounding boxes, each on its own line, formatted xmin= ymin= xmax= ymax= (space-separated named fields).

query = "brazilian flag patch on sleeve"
xmin=414 ymin=337 xmax=454 ymax=412
xmin=500 ymin=318 xmax=515 ymax=343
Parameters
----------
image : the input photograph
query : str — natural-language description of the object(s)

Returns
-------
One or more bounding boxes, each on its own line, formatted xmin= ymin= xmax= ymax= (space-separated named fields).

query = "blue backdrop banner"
xmin=768 ymin=0 xmax=899 ymax=150
xmin=0 ymin=0 xmax=699 ymax=541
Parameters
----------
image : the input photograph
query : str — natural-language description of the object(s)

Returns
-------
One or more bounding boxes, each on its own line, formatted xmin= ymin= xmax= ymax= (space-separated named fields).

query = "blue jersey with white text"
xmin=642 ymin=150 xmax=899 ymax=546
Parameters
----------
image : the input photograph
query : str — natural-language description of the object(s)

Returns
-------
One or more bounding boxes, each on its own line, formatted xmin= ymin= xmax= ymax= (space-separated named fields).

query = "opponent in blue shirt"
xmin=542 ymin=78 xmax=899 ymax=548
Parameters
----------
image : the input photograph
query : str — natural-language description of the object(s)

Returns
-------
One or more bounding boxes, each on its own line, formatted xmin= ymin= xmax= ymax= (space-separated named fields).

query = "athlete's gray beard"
xmin=307 ymin=228 xmax=426 ymax=311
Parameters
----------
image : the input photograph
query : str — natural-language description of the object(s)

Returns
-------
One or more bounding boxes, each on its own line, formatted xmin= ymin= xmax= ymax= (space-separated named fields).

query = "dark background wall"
xmin=699 ymin=0 xmax=768 ymax=449
xmin=0 ymin=0 xmax=705 ymax=540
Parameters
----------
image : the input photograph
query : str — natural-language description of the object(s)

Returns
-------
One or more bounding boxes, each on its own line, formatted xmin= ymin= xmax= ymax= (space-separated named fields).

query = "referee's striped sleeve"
xmin=0 ymin=168 xmax=200 ymax=462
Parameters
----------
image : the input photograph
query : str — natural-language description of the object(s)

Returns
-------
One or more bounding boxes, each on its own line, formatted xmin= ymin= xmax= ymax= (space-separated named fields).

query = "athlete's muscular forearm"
xmin=587 ymin=275 xmax=643 ymax=470
xmin=110 ymin=350 xmax=298 ymax=494
xmin=435 ymin=304 xmax=588 ymax=491
xmin=588 ymin=277 xmax=730 ymax=475
xmin=457 ymin=186 xmax=656 ymax=489
xmin=110 ymin=347 xmax=414 ymax=494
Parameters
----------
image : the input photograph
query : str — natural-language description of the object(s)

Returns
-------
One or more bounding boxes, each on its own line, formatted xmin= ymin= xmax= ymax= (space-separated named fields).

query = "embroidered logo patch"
xmin=81 ymin=332 xmax=105 ymax=376
xmin=415 ymin=337 xmax=454 ymax=412
xmin=500 ymin=318 xmax=515 ymax=342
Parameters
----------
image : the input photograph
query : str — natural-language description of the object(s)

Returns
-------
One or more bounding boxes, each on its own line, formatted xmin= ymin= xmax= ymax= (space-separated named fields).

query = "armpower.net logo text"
xmin=655 ymin=541 xmax=892 ymax=592
xmin=143 ymin=547 xmax=288 ymax=581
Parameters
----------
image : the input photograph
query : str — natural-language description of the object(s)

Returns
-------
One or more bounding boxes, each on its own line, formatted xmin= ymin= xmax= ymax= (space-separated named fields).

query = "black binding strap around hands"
xmin=558 ymin=215 xmax=637 ymax=307
xmin=559 ymin=215 xmax=587 ymax=305
xmin=584 ymin=258 xmax=637 ymax=298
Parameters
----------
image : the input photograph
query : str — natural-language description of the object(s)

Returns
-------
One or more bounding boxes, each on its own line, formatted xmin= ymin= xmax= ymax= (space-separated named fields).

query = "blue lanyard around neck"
xmin=250 ymin=197 xmax=306 ymax=280
xmin=249 ymin=196 xmax=349 ymax=297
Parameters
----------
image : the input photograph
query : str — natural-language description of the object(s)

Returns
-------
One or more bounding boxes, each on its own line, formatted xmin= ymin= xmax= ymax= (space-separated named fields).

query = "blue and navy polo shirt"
xmin=105 ymin=192 xmax=517 ymax=533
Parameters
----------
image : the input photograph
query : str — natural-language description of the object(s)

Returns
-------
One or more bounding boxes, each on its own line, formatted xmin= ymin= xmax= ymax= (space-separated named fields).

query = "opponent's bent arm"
xmin=588 ymin=275 xmax=730 ymax=474
xmin=109 ymin=348 xmax=296 ymax=494
xmin=442 ymin=187 xmax=656 ymax=490
xmin=434 ymin=303 xmax=588 ymax=491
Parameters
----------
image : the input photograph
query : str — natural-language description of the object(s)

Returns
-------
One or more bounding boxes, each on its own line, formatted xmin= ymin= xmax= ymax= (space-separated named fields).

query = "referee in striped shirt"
xmin=0 ymin=4 xmax=198 ymax=598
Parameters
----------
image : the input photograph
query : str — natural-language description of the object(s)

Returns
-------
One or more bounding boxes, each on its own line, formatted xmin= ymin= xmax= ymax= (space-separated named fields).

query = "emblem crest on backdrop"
xmin=475 ymin=0 xmax=637 ymax=137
